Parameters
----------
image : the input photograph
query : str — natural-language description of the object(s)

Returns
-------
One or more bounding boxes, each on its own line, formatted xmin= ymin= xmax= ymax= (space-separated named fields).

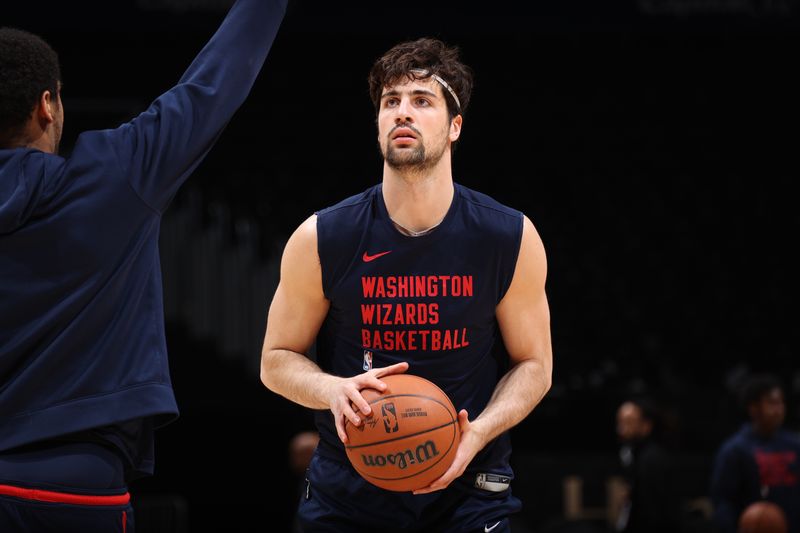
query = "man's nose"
xmin=394 ymin=98 xmax=414 ymax=123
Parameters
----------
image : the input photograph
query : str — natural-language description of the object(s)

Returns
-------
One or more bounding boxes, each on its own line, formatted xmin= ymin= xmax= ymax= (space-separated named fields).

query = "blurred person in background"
xmin=710 ymin=373 xmax=800 ymax=533
xmin=613 ymin=397 xmax=679 ymax=533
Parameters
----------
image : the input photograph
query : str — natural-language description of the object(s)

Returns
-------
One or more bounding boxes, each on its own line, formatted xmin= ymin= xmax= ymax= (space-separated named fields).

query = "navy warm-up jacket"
xmin=0 ymin=0 xmax=285 ymax=473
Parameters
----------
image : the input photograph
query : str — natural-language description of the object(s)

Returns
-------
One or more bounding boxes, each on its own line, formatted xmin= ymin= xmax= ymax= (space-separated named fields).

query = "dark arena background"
xmin=4 ymin=1 xmax=799 ymax=532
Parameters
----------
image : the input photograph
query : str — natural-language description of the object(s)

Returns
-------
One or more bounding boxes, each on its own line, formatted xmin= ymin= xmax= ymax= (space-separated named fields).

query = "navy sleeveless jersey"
xmin=314 ymin=182 xmax=524 ymax=481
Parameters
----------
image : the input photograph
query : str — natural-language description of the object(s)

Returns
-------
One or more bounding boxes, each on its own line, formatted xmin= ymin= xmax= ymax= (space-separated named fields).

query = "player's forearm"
xmin=471 ymin=358 xmax=551 ymax=446
xmin=176 ymin=0 xmax=285 ymax=117
xmin=260 ymin=349 xmax=340 ymax=410
xmin=122 ymin=0 xmax=286 ymax=213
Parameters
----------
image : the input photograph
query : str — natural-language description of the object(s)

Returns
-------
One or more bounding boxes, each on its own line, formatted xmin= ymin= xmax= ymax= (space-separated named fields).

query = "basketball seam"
xmin=344 ymin=420 xmax=457 ymax=450
xmin=365 ymin=392 xmax=454 ymax=409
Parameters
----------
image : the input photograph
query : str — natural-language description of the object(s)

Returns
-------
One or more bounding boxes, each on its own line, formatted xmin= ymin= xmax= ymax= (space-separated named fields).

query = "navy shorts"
xmin=0 ymin=441 xmax=133 ymax=533
xmin=297 ymin=452 xmax=521 ymax=533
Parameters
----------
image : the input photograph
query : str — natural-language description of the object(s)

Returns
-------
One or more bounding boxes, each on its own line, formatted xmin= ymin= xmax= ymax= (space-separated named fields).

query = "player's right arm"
xmin=111 ymin=0 xmax=285 ymax=213
xmin=260 ymin=215 xmax=408 ymax=443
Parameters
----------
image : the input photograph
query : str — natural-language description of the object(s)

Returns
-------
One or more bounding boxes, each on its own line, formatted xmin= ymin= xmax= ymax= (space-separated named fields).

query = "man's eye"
xmin=415 ymin=98 xmax=430 ymax=107
xmin=385 ymin=98 xmax=399 ymax=107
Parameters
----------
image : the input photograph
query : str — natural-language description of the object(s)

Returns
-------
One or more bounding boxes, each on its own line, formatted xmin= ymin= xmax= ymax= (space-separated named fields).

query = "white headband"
xmin=409 ymin=68 xmax=461 ymax=114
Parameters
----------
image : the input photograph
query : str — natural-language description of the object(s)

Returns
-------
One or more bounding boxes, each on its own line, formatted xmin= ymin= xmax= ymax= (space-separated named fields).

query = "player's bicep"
xmin=263 ymin=215 xmax=330 ymax=355
xmin=496 ymin=216 xmax=552 ymax=371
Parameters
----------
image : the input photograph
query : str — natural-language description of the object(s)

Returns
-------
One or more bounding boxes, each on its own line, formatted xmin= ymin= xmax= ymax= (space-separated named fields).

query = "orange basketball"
xmin=739 ymin=501 xmax=788 ymax=533
xmin=344 ymin=373 xmax=460 ymax=492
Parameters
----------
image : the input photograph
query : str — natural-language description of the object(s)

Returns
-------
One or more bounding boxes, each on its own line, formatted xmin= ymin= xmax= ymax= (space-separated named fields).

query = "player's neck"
xmin=7 ymin=120 xmax=57 ymax=154
xmin=382 ymin=165 xmax=454 ymax=236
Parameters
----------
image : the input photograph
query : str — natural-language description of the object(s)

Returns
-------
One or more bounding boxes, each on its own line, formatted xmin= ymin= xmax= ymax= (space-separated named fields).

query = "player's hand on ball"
xmin=327 ymin=361 xmax=409 ymax=443
xmin=412 ymin=409 xmax=480 ymax=494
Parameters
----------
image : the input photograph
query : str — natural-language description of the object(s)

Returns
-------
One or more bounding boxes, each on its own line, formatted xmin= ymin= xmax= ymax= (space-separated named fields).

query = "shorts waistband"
xmin=0 ymin=440 xmax=127 ymax=490
xmin=0 ymin=484 xmax=130 ymax=506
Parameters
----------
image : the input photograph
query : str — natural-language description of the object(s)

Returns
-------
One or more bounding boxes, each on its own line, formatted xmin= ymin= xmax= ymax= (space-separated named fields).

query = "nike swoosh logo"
xmin=485 ymin=521 xmax=502 ymax=533
xmin=362 ymin=250 xmax=392 ymax=262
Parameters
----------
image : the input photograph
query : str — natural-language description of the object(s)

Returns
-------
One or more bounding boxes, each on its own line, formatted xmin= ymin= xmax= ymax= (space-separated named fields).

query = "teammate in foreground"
xmin=0 ymin=1 xmax=285 ymax=531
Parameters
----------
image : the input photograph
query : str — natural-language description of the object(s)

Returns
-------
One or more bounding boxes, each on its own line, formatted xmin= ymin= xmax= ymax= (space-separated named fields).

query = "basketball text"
xmin=360 ymin=440 xmax=440 ymax=470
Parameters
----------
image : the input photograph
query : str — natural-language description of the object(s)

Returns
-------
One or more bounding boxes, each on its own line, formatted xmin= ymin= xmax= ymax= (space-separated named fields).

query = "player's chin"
xmin=392 ymin=140 xmax=417 ymax=148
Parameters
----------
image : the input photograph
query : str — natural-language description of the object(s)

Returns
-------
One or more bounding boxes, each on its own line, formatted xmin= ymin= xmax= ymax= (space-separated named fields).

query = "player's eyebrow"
xmin=381 ymin=88 xmax=439 ymax=100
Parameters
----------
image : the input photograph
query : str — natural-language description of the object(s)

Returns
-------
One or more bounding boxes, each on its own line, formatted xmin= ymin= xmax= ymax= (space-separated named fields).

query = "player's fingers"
xmin=333 ymin=408 xmax=348 ymax=443
xmin=416 ymin=451 xmax=469 ymax=494
xmin=344 ymin=387 xmax=372 ymax=417
xmin=413 ymin=458 xmax=463 ymax=494
xmin=355 ymin=362 xmax=408 ymax=399
xmin=416 ymin=421 xmax=476 ymax=494
xmin=358 ymin=374 xmax=390 ymax=396
xmin=335 ymin=419 xmax=348 ymax=444
xmin=412 ymin=472 xmax=450 ymax=494
xmin=335 ymin=400 xmax=364 ymax=443
xmin=350 ymin=362 xmax=409 ymax=412
xmin=349 ymin=398 xmax=374 ymax=418
xmin=373 ymin=361 xmax=409 ymax=378
xmin=457 ymin=409 xmax=470 ymax=431
xmin=341 ymin=399 xmax=363 ymax=426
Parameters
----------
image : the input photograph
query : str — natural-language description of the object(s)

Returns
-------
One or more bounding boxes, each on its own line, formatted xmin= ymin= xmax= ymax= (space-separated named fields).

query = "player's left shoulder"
xmin=777 ymin=429 xmax=800 ymax=448
xmin=456 ymin=183 xmax=522 ymax=220
xmin=456 ymin=183 xmax=527 ymax=251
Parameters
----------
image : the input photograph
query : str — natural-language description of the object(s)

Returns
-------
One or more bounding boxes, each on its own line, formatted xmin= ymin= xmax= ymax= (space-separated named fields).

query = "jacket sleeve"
xmin=111 ymin=0 xmax=286 ymax=212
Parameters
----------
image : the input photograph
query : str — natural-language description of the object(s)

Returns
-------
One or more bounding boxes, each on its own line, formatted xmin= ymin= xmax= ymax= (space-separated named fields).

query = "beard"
xmin=385 ymin=142 xmax=426 ymax=170
xmin=382 ymin=124 xmax=449 ymax=174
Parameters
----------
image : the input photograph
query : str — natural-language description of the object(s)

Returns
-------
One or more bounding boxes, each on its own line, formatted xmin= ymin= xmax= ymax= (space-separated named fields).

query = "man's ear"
xmin=37 ymin=90 xmax=57 ymax=124
xmin=449 ymin=114 xmax=462 ymax=142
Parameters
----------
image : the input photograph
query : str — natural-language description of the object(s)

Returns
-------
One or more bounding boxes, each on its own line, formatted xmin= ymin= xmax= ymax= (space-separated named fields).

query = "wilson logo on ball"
xmin=381 ymin=402 xmax=399 ymax=433
xmin=360 ymin=440 xmax=440 ymax=470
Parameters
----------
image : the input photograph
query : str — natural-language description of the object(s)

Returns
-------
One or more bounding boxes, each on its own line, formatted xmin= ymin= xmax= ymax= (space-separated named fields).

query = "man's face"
xmin=616 ymin=402 xmax=651 ymax=443
xmin=751 ymin=387 xmax=785 ymax=435
xmin=377 ymin=76 xmax=457 ymax=173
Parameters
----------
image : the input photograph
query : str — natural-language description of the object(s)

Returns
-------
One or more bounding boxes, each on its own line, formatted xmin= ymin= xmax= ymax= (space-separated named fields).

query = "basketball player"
xmin=710 ymin=374 xmax=800 ymax=533
xmin=0 ymin=1 xmax=285 ymax=531
xmin=261 ymin=38 xmax=553 ymax=532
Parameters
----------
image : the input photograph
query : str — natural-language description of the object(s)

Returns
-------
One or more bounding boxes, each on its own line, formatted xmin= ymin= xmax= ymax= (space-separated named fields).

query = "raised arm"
xmin=414 ymin=215 xmax=553 ymax=494
xmin=112 ymin=0 xmax=286 ymax=212
xmin=260 ymin=215 xmax=407 ymax=443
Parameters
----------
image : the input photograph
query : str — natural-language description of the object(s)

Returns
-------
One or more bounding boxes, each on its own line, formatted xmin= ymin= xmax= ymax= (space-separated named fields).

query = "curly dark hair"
xmin=739 ymin=373 xmax=783 ymax=410
xmin=628 ymin=396 xmax=659 ymax=425
xmin=368 ymin=37 xmax=473 ymax=120
xmin=0 ymin=27 xmax=61 ymax=147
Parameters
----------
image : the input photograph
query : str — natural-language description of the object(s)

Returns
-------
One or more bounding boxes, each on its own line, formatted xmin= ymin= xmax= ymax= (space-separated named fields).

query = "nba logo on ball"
xmin=381 ymin=403 xmax=399 ymax=433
